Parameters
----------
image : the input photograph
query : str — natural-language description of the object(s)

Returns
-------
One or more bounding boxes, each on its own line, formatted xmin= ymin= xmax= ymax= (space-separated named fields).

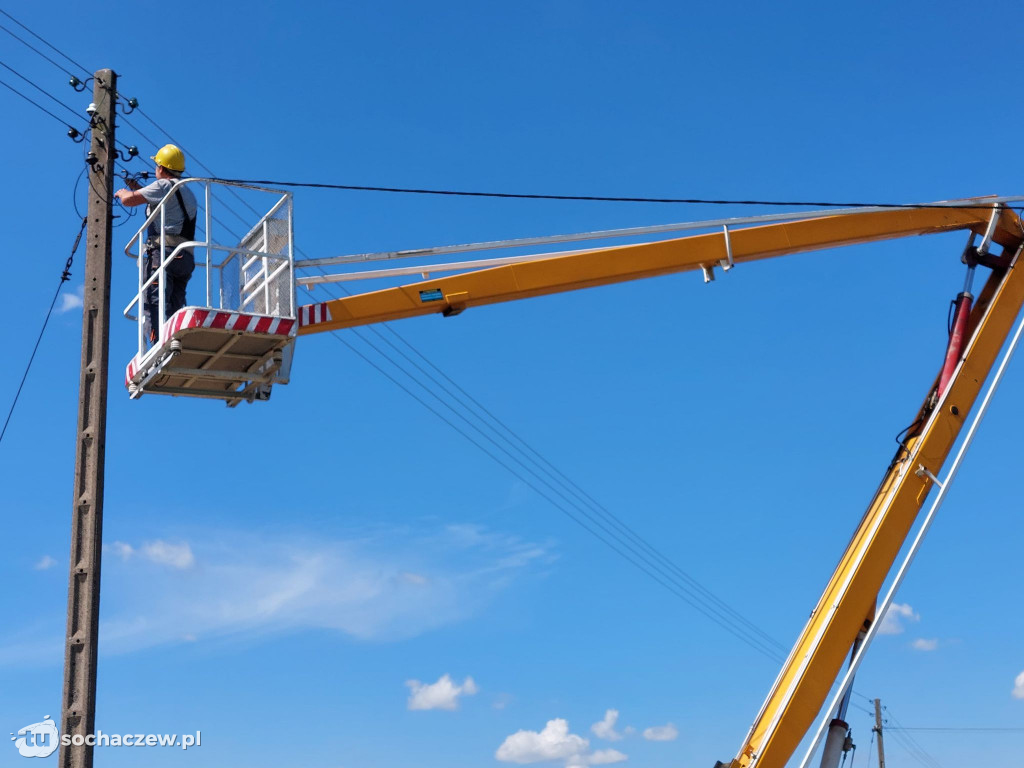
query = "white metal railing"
xmin=122 ymin=179 xmax=294 ymax=365
xmin=294 ymin=195 xmax=1020 ymax=286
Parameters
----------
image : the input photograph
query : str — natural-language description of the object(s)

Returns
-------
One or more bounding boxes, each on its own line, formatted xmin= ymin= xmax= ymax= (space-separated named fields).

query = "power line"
xmin=884 ymin=706 xmax=944 ymax=768
xmin=889 ymin=727 xmax=1024 ymax=733
xmin=132 ymin=107 xmax=264 ymax=227
xmin=0 ymin=19 xmax=78 ymax=78
xmin=208 ymin=176 xmax=1008 ymax=210
xmin=1 ymin=217 xmax=87 ymax=446
xmin=0 ymin=76 xmax=79 ymax=128
xmin=310 ymin=276 xmax=788 ymax=662
xmin=323 ymin=318 xmax=788 ymax=661
xmin=370 ymin=314 xmax=789 ymax=655
xmin=117 ymin=113 xmax=162 ymax=153
xmin=0 ymin=9 xmax=90 ymax=76
xmin=0 ymin=58 xmax=81 ymax=118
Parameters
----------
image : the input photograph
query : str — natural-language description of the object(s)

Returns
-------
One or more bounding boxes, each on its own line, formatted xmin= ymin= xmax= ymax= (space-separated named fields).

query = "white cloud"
xmin=878 ymin=603 xmax=919 ymax=635
xmin=108 ymin=541 xmax=134 ymax=560
xmin=33 ymin=555 xmax=57 ymax=571
xmin=141 ymin=540 xmax=194 ymax=569
xmin=57 ymin=285 xmax=84 ymax=314
xmin=105 ymin=540 xmax=193 ymax=569
xmin=643 ymin=723 xmax=678 ymax=742
xmin=1013 ymin=671 xmax=1024 ymax=700
xmin=406 ymin=674 xmax=478 ymax=711
xmin=0 ymin=524 xmax=549 ymax=664
xmin=911 ymin=638 xmax=938 ymax=652
xmin=591 ymin=710 xmax=624 ymax=741
xmin=497 ymin=719 xmax=627 ymax=767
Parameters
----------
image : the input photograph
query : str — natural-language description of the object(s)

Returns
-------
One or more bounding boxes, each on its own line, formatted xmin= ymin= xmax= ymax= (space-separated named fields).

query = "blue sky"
xmin=1 ymin=1 xmax=1023 ymax=766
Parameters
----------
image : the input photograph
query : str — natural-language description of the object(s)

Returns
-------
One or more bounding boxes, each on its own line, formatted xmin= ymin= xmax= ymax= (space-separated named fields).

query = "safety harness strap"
xmin=173 ymin=188 xmax=197 ymax=240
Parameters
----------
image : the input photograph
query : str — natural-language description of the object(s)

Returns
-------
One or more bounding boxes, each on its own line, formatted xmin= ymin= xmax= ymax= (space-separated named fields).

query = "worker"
xmin=115 ymin=144 xmax=198 ymax=344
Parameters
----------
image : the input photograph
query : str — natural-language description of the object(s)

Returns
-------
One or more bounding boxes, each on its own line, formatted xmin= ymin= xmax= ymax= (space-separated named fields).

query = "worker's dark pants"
xmin=144 ymin=249 xmax=195 ymax=342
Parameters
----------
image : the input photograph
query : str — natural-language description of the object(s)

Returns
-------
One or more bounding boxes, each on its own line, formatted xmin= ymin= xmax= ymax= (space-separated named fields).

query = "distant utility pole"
xmin=872 ymin=698 xmax=886 ymax=768
xmin=59 ymin=68 xmax=116 ymax=768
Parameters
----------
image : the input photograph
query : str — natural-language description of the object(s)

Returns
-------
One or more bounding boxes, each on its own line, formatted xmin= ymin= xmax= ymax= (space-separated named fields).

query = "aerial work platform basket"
xmin=122 ymin=180 xmax=297 ymax=406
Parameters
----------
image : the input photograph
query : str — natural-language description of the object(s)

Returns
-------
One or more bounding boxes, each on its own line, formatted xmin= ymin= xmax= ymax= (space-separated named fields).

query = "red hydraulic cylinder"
xmin=937 ymin=292 xmax=973 ymax=398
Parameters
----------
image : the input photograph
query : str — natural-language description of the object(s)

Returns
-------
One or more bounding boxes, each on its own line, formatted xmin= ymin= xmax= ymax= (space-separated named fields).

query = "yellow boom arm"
xmin=298 ymin=203 xmax=1024 ymax=768
xmin=297 ymin=205 xmax=1019 ymax=334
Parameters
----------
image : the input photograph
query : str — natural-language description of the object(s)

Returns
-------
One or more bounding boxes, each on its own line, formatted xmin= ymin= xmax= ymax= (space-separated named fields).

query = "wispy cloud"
xmin=406 ymin=674 xmax=478 ymax=710
xmin=141 ymin=540 xmax=194 ymax=569
xmin=1013 ymin=671 xmax=1024 ymax=700
xmin=878 ymin=603 xmax=919 ymax=635
xmin=1 ymin=524 xmax=550 ymax=665
xmin=33 ymin=555 xmax=57 ymax=571
xmin=57 ymin=285 xmax=84 ymax=314
xmin=591 ymin=710 xmax=624 ymax=741
xmin=106 ymin=540 xmax=194 ymax=569
xmin=497 ymin=718 xmax=626 ymax=767
xmin=910 ymin=638 xmax=938 ymax=652
xmin=643 ymin=723 xmax=678 ymax=742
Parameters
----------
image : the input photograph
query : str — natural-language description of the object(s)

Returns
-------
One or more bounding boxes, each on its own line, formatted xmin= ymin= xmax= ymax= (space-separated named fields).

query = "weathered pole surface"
xmin=59 ymin=67 xmax=116 ymax=768
xmin=873 ymin=699 xmax=886 ymax=768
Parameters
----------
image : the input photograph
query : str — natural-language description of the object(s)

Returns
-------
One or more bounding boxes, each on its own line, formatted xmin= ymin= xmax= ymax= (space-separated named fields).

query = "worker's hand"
xmin=115 ymin=188 xmax=132 ymax=202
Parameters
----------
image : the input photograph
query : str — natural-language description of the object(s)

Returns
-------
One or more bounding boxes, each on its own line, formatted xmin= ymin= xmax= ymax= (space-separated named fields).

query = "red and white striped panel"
xmin=161 ymin=308 xmax=296 ymax=342
xmin=298 ymin=302 xmax=333 ymax=328
xmin=125 ymin=356 xmax=140 ymax=387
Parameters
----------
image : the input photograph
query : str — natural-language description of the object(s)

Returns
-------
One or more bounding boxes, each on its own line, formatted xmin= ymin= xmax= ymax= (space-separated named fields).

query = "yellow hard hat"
xmin=151 ymin=144 xmax=186 ymax=173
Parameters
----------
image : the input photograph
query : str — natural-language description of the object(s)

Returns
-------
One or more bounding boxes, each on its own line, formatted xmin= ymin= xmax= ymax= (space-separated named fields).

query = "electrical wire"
xmin=889 ymin=727 xmax=1024 ymax=733
xmin=118 ymin=109 xmax=257 ymax=232
xmin=0 ymin=58 xmax=81 ymax=118
xmin=0 ymin=9 xmax=89 ymax=76
xmin=884 ymin=706 xmax=944 ymax=768
xmin=0 ymin=217 xmax=87 ymax=446
xmin=129 ymin=107 xmax=262 ymax=229
xmin=72 ymin=165 xmax=86 ymax=218
xmin=308 ymin=272 xmax=790 ymax=662
xmin=0 ymin=19 xmax=78 ymax=78
xmin=208 ymin=176 xmax=1011 ymax=210
xmin=861 ymin=728 xmax=874 ymax=768
xmin=322 ymin=315 xmax=788 ymax=661
xmin=367 ymin=307 xmax=789 ymax=655
xmin=0 ymin=76 xmax=79 ymax=128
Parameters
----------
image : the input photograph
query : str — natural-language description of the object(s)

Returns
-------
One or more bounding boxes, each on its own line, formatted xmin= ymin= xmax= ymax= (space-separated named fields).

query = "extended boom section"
xmin=296 ymin=205 xmax=1019 ymax=334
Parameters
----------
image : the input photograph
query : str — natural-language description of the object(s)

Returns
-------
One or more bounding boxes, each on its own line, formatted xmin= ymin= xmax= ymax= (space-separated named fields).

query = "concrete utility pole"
xmin=872 ymin=698 xmax=886 ymax=768
xmin=59 ymin=68 xmax=116 ymax=768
